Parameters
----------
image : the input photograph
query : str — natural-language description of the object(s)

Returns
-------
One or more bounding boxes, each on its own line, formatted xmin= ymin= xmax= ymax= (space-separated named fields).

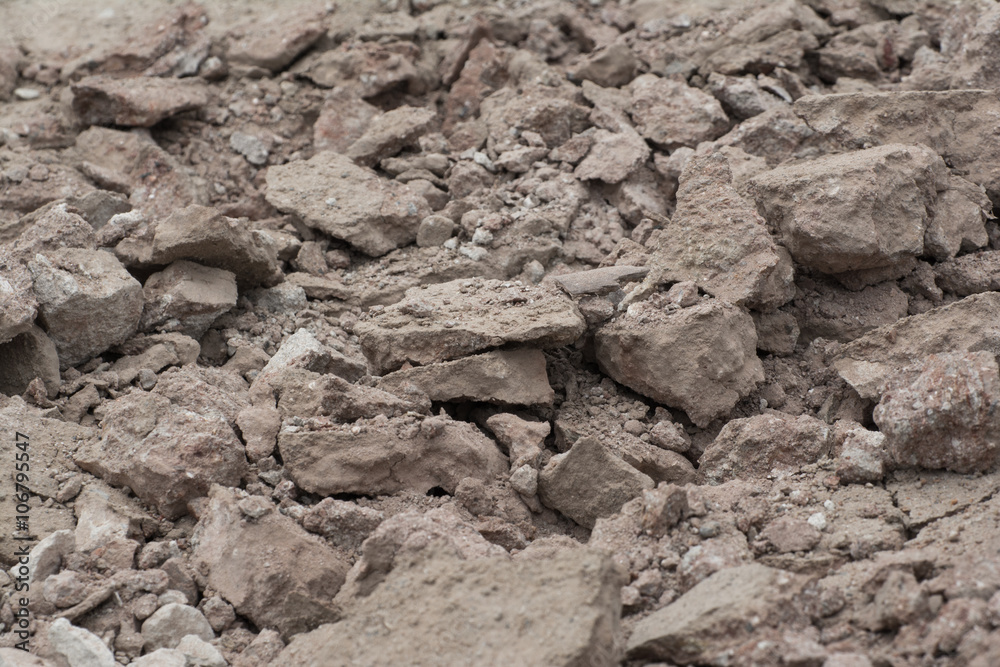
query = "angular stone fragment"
xmin=191 ymin=486 xmax=348 ymax=639
xmin=699 ymin=413 xmax=833 ymax=484
xmin=268 ymin=369 xmax=426 ymax=422
xmin=834 ymin=293 xmax=1000 ymax=399
xmin=923 ymin=177 xmax=991 ymax=261
xmin=0 ymin=325 xmax=60 ymax=398
xmin=140 ymin=261 xmax=237 ymax=339
xmin=141 ymin=603 xmax=214 ymax=651
xmin=554 ymin=266 xmax=649 ymax=297
xmin=574 ymin=128 xmax=650 ymax=184
xmin=485 ymin=413 xmax=550 ymax=467
xmin=115 ymin=205 xmax=281 ymax=288
xmin=313 ymin=89 xmax=380 ymax=153
xmin=757 ymin=516 xmax=821 ymax=554
xmin=28 ymin=248 xmax=143 ymax=368
xmin=227 ymin=9 xmax=325 ymax=71
xmin=629 ymin=74 xmax=729 ymax=149
xmin=292 ymin=42 xmax=419 ymax=98
xmin=595 ymin=299 xmax=763 ymax=427
xmin=627 ymin=564 xmax=807 ymax=664
xmin=0 ymin=249 xmax=36 ymax=344
xmin=72 ymin=75 xmax=209 ymax=127
xmin=642 ymin=151 xmax=794 ymax=310
xmin=356 ymin=279 xmax=585 ymax=374
xmin=874 ymin=351 xmax=1000 ymax=473
xmin=570 ymin=43 xmax=639 ymax=88
xmin=278 ymin=549 xmax=623 ymax=667
xmin=265 ymin=152 xmax=430 ymax=256
xmin=345 ymin=106 xmax=436 ymax=167
xmin=377 ymin=349 xmax=554 ymax=407
xmin=74 ymin=390 xmax=247 ymax=520
xmin=302 ymin=498 xmax=384 ymax=552
xmin=257 ymin=328 xmax=365 ymax=383
xmin=935 ymin=250 xmax=1000 ymax=297
xmin=836 ymin=427 xmax=887 ymax=484
xmin=750 ymin=144 xmax=943 ymax=273
xmin=538 ymin=436 xmax=653 ymax=528
xmin=48 ymin=618 xmax=116 ymax=667
xmin=794 ymin=90 xmax=1000 ymax=203
xmin=278 ymin=415 xmax=508 ymax=496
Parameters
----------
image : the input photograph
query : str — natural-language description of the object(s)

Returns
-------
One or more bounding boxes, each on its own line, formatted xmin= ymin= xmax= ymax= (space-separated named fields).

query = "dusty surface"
xmin=2 ymin=0 xmax=1000 ymax=666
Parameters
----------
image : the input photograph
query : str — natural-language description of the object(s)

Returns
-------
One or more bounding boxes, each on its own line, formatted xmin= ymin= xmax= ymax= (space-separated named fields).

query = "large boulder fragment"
xmin=595 ymin=299 xmax=763 ymax=427
xmin=71 ymin=75 xmax=209 ymax=127
xmin=628 ymin=74 xmax=729 ymax=149
xmin=74 ymin=390 xmax=247 ymax=520
xmin=28 ymin=248 xmax=142 ymax=368
xmin=355 ymin=279 xmax=585 ymax=374
xmin=794 ymin=90 xmax=1000 ymax=203
xmin=191 ymin=486 xmax=349 ymax=639
xmin=278 ymin=415 xmax=508 ymax=496
xmin=642 ymin=151 xmax=794 ymax=310
xmin=627 ymin=564 xmax=807 ymax=664
xmin=698 ymin=413 xmax=833 ymax=484
xmin=115 ymin=205 xmax=281 ymax=288
xmin=140 ymin=261 xmax=237 ymax=339
xmin=377 ymin=349 xmax=554 ymax=407
xmin=278 ymin=549 xmax=623 ymax=667
xmin=750 ymin=144 xmax=944 ymax=274
xmin=874 ymin=352 xmax=1000 ymax=473
xmin=0 ymin=326 xmax=60 ymax=398
xmin=834 ymin=293 xmax=1000 ymax=399
xmin=265 ymin=152 xmax=431 ymax=257
xmin=538 ymin=436 xmax=654 ymax=528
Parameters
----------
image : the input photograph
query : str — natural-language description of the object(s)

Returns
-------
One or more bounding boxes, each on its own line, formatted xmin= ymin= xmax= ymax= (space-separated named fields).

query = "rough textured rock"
xmin=627 ymin=564 xmax=807 ymax=664
xmin=834 ymin=292 xmax=1000 ymax=399
xmin=278 ymin=549 xmax=623 ymax=667
xmin=699 ymin=413 xmax=833 ymax=484
xmin=0 ymin=325 xmax=60 ymax=398
xmin=226 ymin=9 xmax=325 ymax=72
xmin=28 ymin=248 xmax=143 ymax=368
xmin=595 ymin=298 xmax=763 ymax=427
xmin=141 ymin=603 xmax=214 ymax=651
xmin=48 ymin=618 xmax=116 ymax=667
xmin=71 ymin=75 xmax=210 ymax=127
xmin=140 ymin=260 xmax=237 ymax=339
xmin=377 ymin=349 xmax=554 ymax=406
xmin=538 ymin=436 xmax=654 ymax=528
xmin=874 ymin=352 xmax=1000 ymax=473
xmin=278 ymin=414 xmax=508 ymax=496
xmin=345 ymin=106 xmax=436 ymax=167
xmin=190 ymin=486 xmax=349 ymax=639
xmin=0 ymin=248 xmax=37 ymax=344
xmin=356 ymin=279 xmax=585 ymax=374
xmin=115 ymin=205 xmax=281 ymax=288
xmin=267 ymin=368 xmax=426 ymax=422
xmin=750 ymin=144 xmax=944 ymax=274
xmin=641 ymin=150 xmax=794 ymax=310
xmin=265 ymin=152 xmax=431 ymax=257
xmin=256 ymin=328 xmax=365 ymax=383
xmin=574 ymin=128 xmax=650 ymax=184
xmin=553 ymin=266 xmax=649 ymax=297
xmin=629 ymin=74 xmax=729 ymax=149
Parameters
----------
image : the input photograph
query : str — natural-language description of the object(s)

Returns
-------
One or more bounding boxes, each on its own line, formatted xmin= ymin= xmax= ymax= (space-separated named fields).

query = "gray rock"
xmin=141 ymin=603 xmax=214 ymax=652
xmin=257 ymin=328 xmax=365 ymax=383
xmin=176 ymin=634 xmax=227 ymax=667
xmin=129 ymin=648 xmax=187 ymax=667
xmin=415 ymin=215 xmax=455 ymax=248
xmin=230 ymin=131 xmax=269 ymax=166
xmin=48 ymin=618 xmax=116 ymax=667
xmin=71 ymin=75 xmax=209 ymax=127
xmin=538 ymin=436 xmax=654 ymax=528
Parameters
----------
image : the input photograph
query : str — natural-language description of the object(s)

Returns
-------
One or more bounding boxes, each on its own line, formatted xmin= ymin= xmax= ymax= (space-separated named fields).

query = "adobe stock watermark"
xmin=11 ymin=430 xmax=32 ymax=652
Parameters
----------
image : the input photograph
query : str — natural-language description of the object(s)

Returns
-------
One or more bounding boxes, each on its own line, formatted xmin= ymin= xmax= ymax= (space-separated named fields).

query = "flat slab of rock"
xmin=345 ymin=106 xmax=436 ymax=167
xmin=227 ymin=9 xmax=326 ymax=72
xmin=115 ymin=205 xmax=281 ymax=288
xmin=265 ymin=152 xmax=431 ymax=257
xmin=377 ymin=349 xmax=554 ymax=406
xmin=355 ymin=279 xmax=586 ymax=374
xmin=750 ymin=144 xmax=943 ymax=274
xmin=278 ymin=414 xmax=508 ymax=496
xmin=278 ymin=549 xmax=623 ymax=667
xmin=834 ymin=292 xmax=1000 ymax=399
xmin=794 ymin=89 xmax=1000 ymax=202
xmin=643 ymin=151 xmax=794 ymax=310
xmin=28 ymin=248 xmax=143 ymax=368
xmin=595 ymin=298 xmax=763 ymax=427
xmin=539 ymin=436 xmax=653 ymax=528
xmin=72 ymin=75 xmax=209 ymax=127
xmin=627 ymin=564 xmax=807 ymax=664
xmin=191 ymin=486 xmax=348 ymax=639
xmin=257 ymin=328 xmax=366 ymax=384
xmin=554 ymin=266 xmax=649 ymax=297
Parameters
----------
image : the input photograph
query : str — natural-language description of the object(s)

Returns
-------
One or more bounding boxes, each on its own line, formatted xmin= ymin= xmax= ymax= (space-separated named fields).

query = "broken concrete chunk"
xmin=191 ymin=486 xmax=348 ymax=639
xmin=115 ymin=205 xmax=281 ymax=289
xmin=72 ymin=75 xmax=209 ymax=127
xmin=627 ymin=564 xmax=807 ymax=664
xmin=278 ymin=415 xmax=508 ymax=496
xmin=313 ymin=88 xmax=380 ymax=153
xmin=699 ymin=413 xmax=833 ymax=484
xmin=141 ymin=603 xmax=214 ymax=652
xmin=356 ymin=279 xmax=585 ymax=374
xmin=836 ymin=427 xmax=887 ymax=484
xmin=574 ymin=128 xmax=650 ymax=184
xmin=265 ymin=152 xmax=430 ymax=257
xmin=48 ymin=618 xmax=116 ymax=667
xmin=140 ymin=261 xmax=237 ymax=339
xmin=377 ymin=349 xmax=554 ymax=407
xmin=750 ymin=144 xmax=944 ymax=274
xmin=874 ymin=351 xmax=1000 ymax=474
xmin=834 ymin=292 xmax=1000 ymax=400
xmin=278 ymin=549 xmax=623 ymax=667
xmin=629 ymin=74 xmax=729 ymax=149
xmin=257 ymin=328 xmax=366 ymax=383
xmin=345 ymin=106 xmax=436 ymax=167
xmin=28 ymin=248 xmax=143 ymax=369
xmin=538 ymin=436 xmax=653 ymax=528
xmin=553 ymin=266 xmax=649 ymax=297
xmin=268 ymin=368 xmax=427 ymax=422
xmin=595 ymin=299 xmax=763 ymax=427
xmin=924 ymin=177 xmax=991 ymax=261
